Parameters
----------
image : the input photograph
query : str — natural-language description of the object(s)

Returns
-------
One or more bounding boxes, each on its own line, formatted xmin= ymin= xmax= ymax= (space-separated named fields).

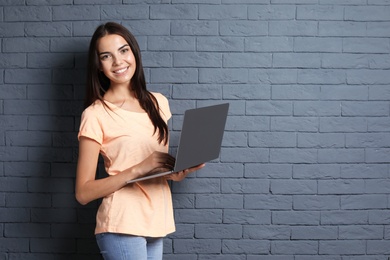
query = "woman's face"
xmin=97 ymin=34 xmax=136 ymax=87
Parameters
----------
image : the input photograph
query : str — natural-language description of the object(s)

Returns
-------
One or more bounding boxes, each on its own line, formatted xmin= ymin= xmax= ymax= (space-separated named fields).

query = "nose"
xmin=112 ymin=55 xmax=122 ymax=66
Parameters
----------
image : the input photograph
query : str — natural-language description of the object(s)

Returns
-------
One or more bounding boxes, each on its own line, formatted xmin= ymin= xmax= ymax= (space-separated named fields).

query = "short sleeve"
xmin=153 ymin=92 xmax=171 ymax=122
xmin=78 ymin=107 xmax=103 ymax=145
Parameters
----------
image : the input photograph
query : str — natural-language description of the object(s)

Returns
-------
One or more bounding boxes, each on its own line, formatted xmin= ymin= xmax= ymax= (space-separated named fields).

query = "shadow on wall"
xmin=18 ymin=50 xmax=103 ymax=258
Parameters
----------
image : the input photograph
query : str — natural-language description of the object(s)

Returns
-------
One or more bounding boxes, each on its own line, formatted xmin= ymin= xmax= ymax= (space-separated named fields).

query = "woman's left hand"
xmin=166 ymin=163 xmax=206 ymax=181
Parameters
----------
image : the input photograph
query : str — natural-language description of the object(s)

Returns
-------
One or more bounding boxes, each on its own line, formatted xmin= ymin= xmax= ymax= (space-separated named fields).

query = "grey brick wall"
xmin=0 ymin=1 xmax=389 ymax=259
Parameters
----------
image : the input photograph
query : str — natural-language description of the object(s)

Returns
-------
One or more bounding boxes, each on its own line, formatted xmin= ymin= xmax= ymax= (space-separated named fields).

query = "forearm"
xmin=76 ymin=167 xmax=141 ymax=205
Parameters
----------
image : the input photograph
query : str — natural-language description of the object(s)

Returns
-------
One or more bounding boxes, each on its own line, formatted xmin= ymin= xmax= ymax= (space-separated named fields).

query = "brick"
xmin=101 ymin=5 xmax=149 ymax=20
xmin=4 ymin=162 xmax=50 ymax=177
xmin=247 ymin=101 xmax=292 ymax=116
xmin=0 ymin=238 xmax=29 ymax=253
xmin=224 ymin=84 xmax=270 ymax=100
xmin=174 ymin=239 xmax=221 ymax=254
xmin=197 ymin=36 xmax=244 ymax=52
xmin=270 ymin=148 xmax=317 ymax=163
xmin=245 ymin=164 xmax=292 ymax=179
xmin=273 ymin=211 xmax=320 ymax=225
xmin=343 ymin=38 xmax=390 ymax=54
xmin=0 ymin=208 xmax=30 ymax=222
xmin=293 ymin=164 xmax=340 ymax=179
xmin=319 ymin=180 xmax=365 ymax=194
xmin=5 ymin=223 xmax=50 ymax=238
xmin=151 ymin=68 xmax=198 ymax=83
xmin=298 ymin=133 xmax=345 ymax=148
xmin=274 ymin=53 xmax=321 ymax=68
xmin=345 ymin=6 xmax=390 ymax=21
xmin=0 ymin=147 xmax=27 ymax=161
xmin=298 ymin=69 xmax=346 ymax=84
xmin=224 ymin=53 xmax=271 ymax=68
xmin=272 ymin=85 xmax=320 ymax=100
xmin=5 ymin=69 xmax=51 ymax=84
xmin=367 ymin=240 xmax=390 ymax=254
xmin=223 ymin=239 xmax=269 ymax=254
xmin=291 ymin=226 xmax=338 ymax=240
xmin=195 ymin=224 xmax=242 ymax=239
xmin=318 ymin=149 xmax=365 ymax=163
xmin=6 ymin=193 xmax=51 ymax=208
xmin=369 ymin=210 xmax=390 ymax=224
xmin=320 ymin=241 xmax=366 ymax=255
xmin=320 ymin=85 xmax=368 ymax=100
xmin=220 ymin=21 xmax=267 ymax=36
xmin=320 ymin=117 xmax=367 ymax=133
xmin=347 ymin=69 xmax=390 ymax=84
xmin=249 ymin=5 xmax=295 ymax=20
xmin=148 ymin=36 xmax=195 ymax=51
xmin=245 ymin=37 xmax=293 ymax=52
xmin=0 ymin=177 xmax=27 ymax=192
xmin=3 ymin=38 xmax=50 ymax=53
xmin=339 ymin=225 xmax=384 ymax=239
xmin=271 ymin=180 xmax=317 ymax=195
xmin=52 ymin=5 xmax=100 ymax=21
xmin=269 ymin=21 xmax=317 ymax=36
xmin=272 ymin=117 xmax=319 ymax=132
xmin=4 ymin=100 xmax=49 ymax=115
xmin=294 ymin=195 xmax=340 ymax=210
xmin=367 ymin=117 xmax=390 ymax=132
xmin=366 ymin=148 xmax=390 ymax=163
xmin=271 ymin=241 xmax=318 ymax=255
xmin=221 ymin=148 xmax=269 ymax=163
xmin=341 ymin=195 xmax=387 ymax=209
xmin=367 ymin=22 xmax=390 ymax=37
xmin=368 ymin=54 xmax=390 ymax=69
xmin=25 ymin=22 xmax=72 ymax=37
xmin=196 ymin=163 xmax=243 ymax=178
xmin=30 ymin=238 xmax=76 ymax=253
xmin=244 ymin=225 xmax=290 ymax=240
xmin=199 ymin=68 xmax=247 ymax=84
xmin=0 ymin=54 xmax=26 ymax=69
xmin=31 ymin=208 xmax=77 ymax=223
xmin=151 ymin=4 xmax=197 ymax=19
xmin=321 ymin=210 xmax=368 ymax=225
xmin=174 ymin=52 xmax=221 ymax=67
xmin=195 ymin=194 xmax=243 ymax=209
xmin=172 ymin=178 xmax=220 ymax=194
xmin=341 ymin=164 xmax=388 ymax=179
xmin=249 ymin=132 xmax=296 ymax=148
xmin=297 ymin=5 xmax=343 ymax=20
xmin=245 ymin=195 xmax=292 ymax=210
xmin=322 ymin=53 xmax=369 ymax=69
xmin=199 ymin=5 xmax=246 ymax=20
xmin=294 ymin=101 xmax=340 ymax=116
xmin=224 ymin=210 xmax=271 ymax=225
xmin=319 ymin=21 xmax=366 ymax=37
xmin=294 ymin=37 xmax=342 ymax=53
xmin=346 ymin=133 xmax=390 ymax=148
xmin=171 ymin=21 xmax=218 ymax=36
xmin=222 ymin=179 xmax=269 ymax=194
xmin=4 ymin=6 xmax=51 ymax=22
xmin=222 ymin=132 xmax=248 ymax=147
xmin=249 ymin=69 xmax=298 ymax=84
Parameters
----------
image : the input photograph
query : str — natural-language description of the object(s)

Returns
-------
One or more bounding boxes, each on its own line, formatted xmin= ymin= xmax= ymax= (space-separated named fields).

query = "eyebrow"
xmin=99 ymin=44 xmax=130 ymax=56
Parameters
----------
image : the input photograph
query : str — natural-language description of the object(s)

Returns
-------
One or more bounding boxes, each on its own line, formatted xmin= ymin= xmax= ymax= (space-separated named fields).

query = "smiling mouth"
xmin=113 ymin=67 xmax=128 ymax=74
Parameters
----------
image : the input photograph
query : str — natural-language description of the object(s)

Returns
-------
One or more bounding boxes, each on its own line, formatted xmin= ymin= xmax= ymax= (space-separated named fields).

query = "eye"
xmin=100 ymin=54 xmax=111 ymax=61
xmin=120 ymin=48 xmax=129 ymax=54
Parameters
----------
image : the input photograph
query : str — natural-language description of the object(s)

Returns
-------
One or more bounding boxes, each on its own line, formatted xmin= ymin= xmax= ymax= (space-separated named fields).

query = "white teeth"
xmin=114 ymin=67 xmax=127 ymax=74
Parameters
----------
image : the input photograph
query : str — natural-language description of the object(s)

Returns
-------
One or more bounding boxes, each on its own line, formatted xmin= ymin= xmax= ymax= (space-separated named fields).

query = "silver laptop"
xmin=126 ymin=103 xmax=229 ymax=184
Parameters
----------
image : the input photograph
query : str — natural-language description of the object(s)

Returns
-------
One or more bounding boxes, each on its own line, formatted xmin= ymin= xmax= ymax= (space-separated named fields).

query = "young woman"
xmin=75 ymin=22 xmax=204 ymax=260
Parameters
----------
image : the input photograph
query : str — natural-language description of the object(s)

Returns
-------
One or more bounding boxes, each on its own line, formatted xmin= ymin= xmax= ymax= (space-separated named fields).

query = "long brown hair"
xmin=85 ymin=22 xmax=168 ymax=145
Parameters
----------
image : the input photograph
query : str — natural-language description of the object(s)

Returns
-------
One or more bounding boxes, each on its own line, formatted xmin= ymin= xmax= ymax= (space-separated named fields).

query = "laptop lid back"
xmin=173 ymin=103 xmax=229 ymax=172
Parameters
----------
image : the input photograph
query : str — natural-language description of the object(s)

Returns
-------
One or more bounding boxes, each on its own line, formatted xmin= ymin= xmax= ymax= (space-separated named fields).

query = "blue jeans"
xmin=96 ymin=233 xmax=163 ymax=260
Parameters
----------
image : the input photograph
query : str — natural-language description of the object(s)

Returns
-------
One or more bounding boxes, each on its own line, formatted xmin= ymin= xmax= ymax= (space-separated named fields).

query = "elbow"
xmin=75 ymin=191 xmax=89 ymax=206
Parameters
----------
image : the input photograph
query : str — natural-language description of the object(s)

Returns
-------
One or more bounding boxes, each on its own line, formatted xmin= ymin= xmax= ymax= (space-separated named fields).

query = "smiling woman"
xmin=75 ymin=22 xmax=204 ymax=260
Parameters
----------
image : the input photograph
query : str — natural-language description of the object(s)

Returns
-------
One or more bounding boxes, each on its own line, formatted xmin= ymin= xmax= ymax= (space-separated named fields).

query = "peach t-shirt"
xmin=78 ymin=92 xmax=175 ymax=237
